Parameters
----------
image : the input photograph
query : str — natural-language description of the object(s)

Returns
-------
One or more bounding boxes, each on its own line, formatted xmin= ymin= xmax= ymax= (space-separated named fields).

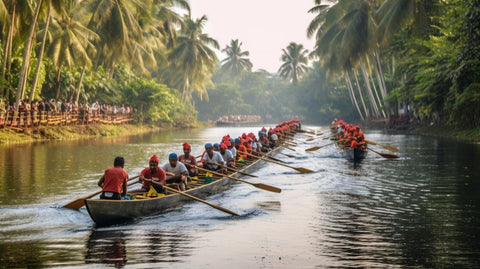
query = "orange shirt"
xmin=236 ymin=145 xmax=247 ymax=159
xmin=102 ymin=167 xmax=128 ymax=193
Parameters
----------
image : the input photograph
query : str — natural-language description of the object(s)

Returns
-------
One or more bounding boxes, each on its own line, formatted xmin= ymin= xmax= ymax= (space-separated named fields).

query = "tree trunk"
xmin=345 ymin=71 xmax=364 ymax=120
xmin=353 ymin=69 xmax=369 ymax=118
xmin=75 ymin=66 xmax=86 ymax=103
xmin=374 ymin=46 xmax=387 ymax=99
xmin=30 ymin=6 xmax=51 ymax=102
xmin=15 ymin=0 xmax=43 ymax=111
xmin=55 ymin=67 xmax=62 ymax=100
xmin=1 ymin=4 xmax=16 ymax=99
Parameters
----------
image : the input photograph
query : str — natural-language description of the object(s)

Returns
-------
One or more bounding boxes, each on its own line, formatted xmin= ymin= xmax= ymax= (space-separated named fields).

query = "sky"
xmin=189 ymin=0 xmax=316 ymax=73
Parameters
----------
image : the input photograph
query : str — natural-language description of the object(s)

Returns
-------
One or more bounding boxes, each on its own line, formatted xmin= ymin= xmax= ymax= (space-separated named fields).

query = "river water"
xmin=1 ymin=126 xmax=479 ymax=268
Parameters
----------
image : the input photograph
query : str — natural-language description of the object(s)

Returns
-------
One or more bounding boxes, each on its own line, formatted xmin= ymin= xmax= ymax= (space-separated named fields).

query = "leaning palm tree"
xmin=278 ymin=42 xmax=310 ymax=86
xmin=220 ymin=39 xmax=253 ymax=81
xmin=167 ymin=13 xmax=219 ymax=103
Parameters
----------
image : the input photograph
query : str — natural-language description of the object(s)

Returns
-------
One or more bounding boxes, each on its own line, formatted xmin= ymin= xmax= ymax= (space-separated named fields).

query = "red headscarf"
xmin=183 ymin=142 xmax=191 ymax=150
xmin=220 ymin=143 xmax=228 ymax=149
xmin=150 ymin=155 xmax=159 ymax=163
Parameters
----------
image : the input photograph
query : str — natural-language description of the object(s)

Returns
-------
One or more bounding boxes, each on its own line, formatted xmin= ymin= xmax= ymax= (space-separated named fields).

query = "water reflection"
xmin=85 ymin=226 xmax=196 ymax=266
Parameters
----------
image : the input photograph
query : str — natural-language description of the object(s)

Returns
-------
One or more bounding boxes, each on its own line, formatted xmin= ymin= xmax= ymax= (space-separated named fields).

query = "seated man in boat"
xmin=178 ymin=142 xmax=198 ymax=177
xmin=97 ymin=156 xmax=128 ymax=200
xmin=139 ymin=155 xmax=167 ymax=193
xmin=226 ymin=138 xmax=236 ymax=158
xmin=202 ymin=143 xmax=227 ymax=173
xmin=234 ymin=138 xmax=248 ymax=160
xmin=219 ymin=142 xmax=235 ymax=167
xmin=161 ymin=153 xmax=189 ymax=191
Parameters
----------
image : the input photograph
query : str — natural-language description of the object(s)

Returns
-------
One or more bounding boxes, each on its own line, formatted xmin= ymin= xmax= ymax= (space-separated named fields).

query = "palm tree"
xmin=278 ymin=42 xmax=310 ymax=86
xmin=47 ymin=0 xmax=98 ymax=99
xmin=167 ymin=13 xmax=219 ymax=103
xmin=86 ymin=0 xmax=145 ymax=74
xmin=220 ymin=39 xmax=253 ymax=81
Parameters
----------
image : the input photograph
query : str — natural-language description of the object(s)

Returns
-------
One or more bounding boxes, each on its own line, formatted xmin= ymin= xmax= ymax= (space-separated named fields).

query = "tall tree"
xmin=220 ymin=39 xmax=253 ymax=81
xmin=48 ymin=0 xmax=98 ymax=99
xmin=167 ymin=13 xmax=219 ymax=103
xmin=278 ymin=42 xmax=310 ymax=86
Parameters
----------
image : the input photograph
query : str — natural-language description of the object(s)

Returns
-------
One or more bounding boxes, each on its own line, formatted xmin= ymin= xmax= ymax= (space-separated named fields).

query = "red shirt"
xmin=179 ymin=154 xmax=197 ymax=173
xmin=102 ymin=167 xmax=129 ymax=193
xmin=140 ymin=166 xmax=166 ymax=189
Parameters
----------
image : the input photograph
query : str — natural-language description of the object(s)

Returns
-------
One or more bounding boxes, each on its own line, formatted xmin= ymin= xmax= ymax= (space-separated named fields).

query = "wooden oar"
xmin=365 ymin=139 xmax=398 ymax=152
xmin=194 ymin=165 xmax=282 ymax=193
xmin=275 ymin=151 xmax=295 ymax=158
xmin=368 ymin=148 xmax=400 ymax=159
xmin=63 ymin=175 xmax=140 ymax=209
xmin=207 ymin=161 xmax=258 ymax=177
xmin=305 ymin=142 xmax=335 ymax=152
xmin=162 ymin=185 xmax=239 ymax=216
xmin=243 ymin=151 xmax=313 ymax=173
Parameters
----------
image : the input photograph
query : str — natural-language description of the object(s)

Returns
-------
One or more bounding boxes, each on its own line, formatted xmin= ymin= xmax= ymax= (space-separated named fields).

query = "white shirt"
xmin=220 ymin=149 xmax=234 ymax=164
xmin=161 ymin=162 xmax=188 ymax=179
xmin=202 ymin=151 xmax=225 ymax=170
xmin=228 ymin=146 xmax=236 ymax=158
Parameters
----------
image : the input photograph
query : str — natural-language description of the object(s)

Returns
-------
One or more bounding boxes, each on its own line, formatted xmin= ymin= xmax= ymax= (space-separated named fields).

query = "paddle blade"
xmin=295 ymin=167 xmax=314 ymax=173
xmin=305 ymin=146 xmax=321 ymax=152
xmin=254 ymin=183 xmax=282 ymax=193
xmin=63 ymin=199 xmax=86 ymax=209
xmin=379 ymin=152 xmax=400 ymax=159
xmin=382 ymin=145 xmax=399 ymax=152
xmin=306 ymin=138 xmax=315 ymax=142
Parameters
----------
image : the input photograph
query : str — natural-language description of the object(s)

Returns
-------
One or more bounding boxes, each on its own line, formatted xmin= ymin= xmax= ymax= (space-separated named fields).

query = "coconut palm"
xmin=86 ymin=0 xmax=145 ymax=73
xmin=278 ymin=42 xmax=310 ymax=86
xmin=167 ymin=13 xmax=219 ymax=103
xmin=220 ymin=39 xmax=253 ymax=81
xmin=47 ymin=0 xmax=98 ymax=99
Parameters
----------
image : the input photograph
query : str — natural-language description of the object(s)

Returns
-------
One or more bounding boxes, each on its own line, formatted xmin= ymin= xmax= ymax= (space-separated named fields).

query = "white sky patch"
xmin=189 ymin=0 xmax=316 ymax=73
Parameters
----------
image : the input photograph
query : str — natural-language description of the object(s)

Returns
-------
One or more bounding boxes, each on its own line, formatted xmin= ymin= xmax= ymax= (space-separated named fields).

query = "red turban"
xmin=150 ymin=155 xmax=159 ymax=163
xmin=220 ymin=143 xmax=228 ymax=149
xmin=183 ymin=142 xmax=191 ymax=150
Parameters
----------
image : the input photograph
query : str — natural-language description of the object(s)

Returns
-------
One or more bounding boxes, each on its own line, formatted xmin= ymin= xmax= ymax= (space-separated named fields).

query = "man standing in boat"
xmin=97 ymin=156 xmax=128 ymax=200
xmin=161 ymin=153 xmax=189 ymax=191
xmin=139 ymin=155 xmax=167 ymax=193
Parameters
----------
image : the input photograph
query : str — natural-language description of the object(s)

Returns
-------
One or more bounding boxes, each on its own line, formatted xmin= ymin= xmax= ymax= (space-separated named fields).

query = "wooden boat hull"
xmin=85 ymin=148 xmax=278 ymax=226
xmin=339 ymin=147 xmax=367 ymax=163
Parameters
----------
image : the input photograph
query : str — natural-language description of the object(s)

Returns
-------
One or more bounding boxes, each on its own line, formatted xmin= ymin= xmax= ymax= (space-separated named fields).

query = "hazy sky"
xmin=189 ymin=0 xmax=316 ymax=73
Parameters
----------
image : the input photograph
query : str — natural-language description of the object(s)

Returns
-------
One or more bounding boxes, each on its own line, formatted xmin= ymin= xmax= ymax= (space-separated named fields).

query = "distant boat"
xmin=214 ymin=115 xmax=262 ymax=126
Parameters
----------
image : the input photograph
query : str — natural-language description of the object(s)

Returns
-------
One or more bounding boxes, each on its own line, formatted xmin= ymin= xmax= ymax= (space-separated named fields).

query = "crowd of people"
xmin=214 ymin=114 xmax=262 ymax=123
xmin=97 ymin=120 xmax=302 ymax=200
xmin=0 ymin=99 xmax=132 ymax=115
xmin=331 ymin=118 xmax=366 ymax=150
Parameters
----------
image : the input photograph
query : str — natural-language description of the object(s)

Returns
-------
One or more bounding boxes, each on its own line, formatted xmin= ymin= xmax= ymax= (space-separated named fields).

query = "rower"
xmin=202 ymin=143 xmax=226 ymax=173
xmin=139 ymin=155 xmax=167 ymax=193
xmin=97 ymin=156 xmax=128 ymax=200
xmin=161 ymin=153 xmax=188 ymax=191
xmin=219 ymin=143 xmax=235 ymax=167
xmin=179 ymin=142 xmax=198 ymax=177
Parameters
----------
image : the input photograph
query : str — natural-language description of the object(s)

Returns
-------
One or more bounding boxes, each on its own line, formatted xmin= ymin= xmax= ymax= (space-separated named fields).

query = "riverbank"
xmin=0 ymin=121 xmax=210 ymax=145
xmin=361 ymin=119 xmax=480 ymax=143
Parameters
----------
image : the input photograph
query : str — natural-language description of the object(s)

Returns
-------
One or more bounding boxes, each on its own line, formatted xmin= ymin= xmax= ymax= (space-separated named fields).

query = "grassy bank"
xmin=0 ymin=124 xmax=162 ymax=144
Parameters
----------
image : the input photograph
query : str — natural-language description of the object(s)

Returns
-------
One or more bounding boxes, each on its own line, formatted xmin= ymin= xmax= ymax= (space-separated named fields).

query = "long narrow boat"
xmin=85 ymin=145 xmax=283 ymax=226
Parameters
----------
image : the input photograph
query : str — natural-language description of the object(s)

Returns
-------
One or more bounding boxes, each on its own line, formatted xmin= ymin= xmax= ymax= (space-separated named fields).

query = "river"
xmin=1 ymin=126 xmax=479 ymax=268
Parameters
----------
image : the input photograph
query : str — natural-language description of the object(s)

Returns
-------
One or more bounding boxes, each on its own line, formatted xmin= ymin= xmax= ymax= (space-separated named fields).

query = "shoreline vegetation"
xmin=0 ymin=121 xmax=210 ymax=145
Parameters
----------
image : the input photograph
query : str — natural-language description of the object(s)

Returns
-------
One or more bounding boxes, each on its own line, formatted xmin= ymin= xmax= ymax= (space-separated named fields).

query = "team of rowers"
xmin=331 ymin=118 xmax=366 ymax=150
xmin=97 ymin=120 xmax=301 ymax=200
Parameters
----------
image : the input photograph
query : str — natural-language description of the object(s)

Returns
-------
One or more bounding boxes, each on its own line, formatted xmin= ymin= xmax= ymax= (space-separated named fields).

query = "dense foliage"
xmin=1 ymin=0 xmax=478 ymax=128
